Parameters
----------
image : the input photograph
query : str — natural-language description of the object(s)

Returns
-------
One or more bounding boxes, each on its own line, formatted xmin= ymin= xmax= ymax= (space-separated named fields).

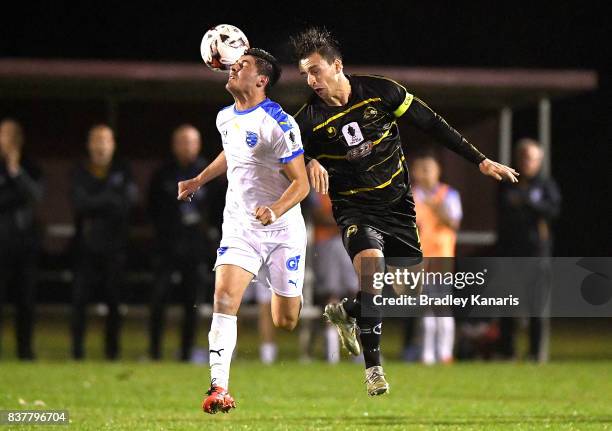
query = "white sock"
xmin=260 ymin=342 xmax=277 ymax=364
xmin=325 ymin=324 xmax=340 ymax=364
xmin=438 ymin=316 xmax=455 ymax=362
xmin=208 ymin=313 xmax=237 ymax=389
xmin=422 ymin=315 xmax=437 ymax=364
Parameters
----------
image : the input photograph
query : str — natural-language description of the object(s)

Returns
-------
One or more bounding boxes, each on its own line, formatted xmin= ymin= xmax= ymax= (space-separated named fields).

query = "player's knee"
xmin=213 ymin=286 xmax=240 ymax=314
xmin=273 ymin=314 xmax=298 ymax=331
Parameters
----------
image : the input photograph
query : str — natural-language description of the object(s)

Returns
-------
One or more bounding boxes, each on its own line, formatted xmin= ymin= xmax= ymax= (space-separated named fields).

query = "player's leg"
xmin=203 ymin=263 xmax=253 ymax=414
xmin=265 ymin=225 xmax=306 ymax=331
xmin=270 ymin=293 xmax=301 ymax=330
xmin=324 ymin=226 xmax=385 ymax=359
xmin=349 ymin=248 xmax=391 ymax=395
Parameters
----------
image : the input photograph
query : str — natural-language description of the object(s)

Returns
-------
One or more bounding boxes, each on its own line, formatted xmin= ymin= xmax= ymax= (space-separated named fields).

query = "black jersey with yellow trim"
xmin=294 ymin=74 xmax=415 ymax=208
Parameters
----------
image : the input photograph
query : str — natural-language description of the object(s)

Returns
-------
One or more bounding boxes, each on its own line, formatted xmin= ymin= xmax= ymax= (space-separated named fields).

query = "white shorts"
xmin=214 ymin=222 xmax=306 ymax=298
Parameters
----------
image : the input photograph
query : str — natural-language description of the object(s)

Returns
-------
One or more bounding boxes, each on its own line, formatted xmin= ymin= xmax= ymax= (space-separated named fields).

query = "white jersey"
xmin=216 ymin=98 xmax=305 ymax=231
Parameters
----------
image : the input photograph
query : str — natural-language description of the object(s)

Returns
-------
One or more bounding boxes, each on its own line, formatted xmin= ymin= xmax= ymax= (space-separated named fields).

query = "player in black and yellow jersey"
xmin=291 ymin=27 xmax=519 ymax=396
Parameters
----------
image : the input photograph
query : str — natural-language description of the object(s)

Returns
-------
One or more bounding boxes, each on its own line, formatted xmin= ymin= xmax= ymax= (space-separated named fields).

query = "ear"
xmin=334 ymin=58 xmax=343 ymax=74
xmin=256 ymin=75 xmax=269 ymax=88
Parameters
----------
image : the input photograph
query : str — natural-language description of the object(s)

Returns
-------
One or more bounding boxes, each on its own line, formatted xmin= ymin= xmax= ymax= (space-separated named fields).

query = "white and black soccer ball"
xmin=200 ymin=24 xmax=250 ymax=72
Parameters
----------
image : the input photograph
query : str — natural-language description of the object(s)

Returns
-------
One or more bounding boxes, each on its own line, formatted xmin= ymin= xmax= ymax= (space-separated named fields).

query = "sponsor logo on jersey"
xmin=286 ymin=255 xmax=301 ymax=271
xmin=288 ymin=279 xmax=298 ymax=287
xmin=285 ymin=129 xmax=301 ymax=151
xmin=342 ymin=122 xmax=364 ymax=147
xmin=363 ymin=106 xmax=378 ymax=120
xmin=245 ymin=131 xmax=258 ymax=147
xmin=346 ymin=225 xmax=358 ymax=238
xmin=326 ymin=126 xmax=337 ymax=138
xmin=217 ymin=246 xmax=228 ymax=256
xmin=346 ymin=141 xmax=373 ymax=161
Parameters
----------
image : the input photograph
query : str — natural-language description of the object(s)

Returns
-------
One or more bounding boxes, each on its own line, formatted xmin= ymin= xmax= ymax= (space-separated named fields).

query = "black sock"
xmin=357 ymin=292 xmax=382 ymax=369
xmin=342 ymin=291 xmax=362 ymax=319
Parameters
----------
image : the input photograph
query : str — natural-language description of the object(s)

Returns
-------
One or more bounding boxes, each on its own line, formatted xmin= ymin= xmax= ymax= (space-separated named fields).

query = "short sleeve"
xmin=271 ymin=115 xmax=304 ymax=164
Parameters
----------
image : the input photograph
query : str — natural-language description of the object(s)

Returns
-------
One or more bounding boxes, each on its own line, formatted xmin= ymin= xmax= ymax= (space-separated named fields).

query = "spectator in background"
xmin=70 ymin=124 xmax=138 ymax=360
xmin=307 ymin=191 xmax=359 ymax=363
xmin=497 ymin=138 xmax=561 ymax=361
xmin=411 ymin=153 xmax=462 ymax=364
xmin=0 ymin=118 xmax=43 ymax=360
xmin=148 ymin=125 xmax=215 ymax=361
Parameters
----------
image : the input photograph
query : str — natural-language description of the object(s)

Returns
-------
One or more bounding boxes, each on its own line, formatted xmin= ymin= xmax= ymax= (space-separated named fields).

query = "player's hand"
xmin=479 ymin=159 xmax=519 ymax=183
xmin=254 ymin=206 xmax=277 ymax=226
xmin=177 ymin=178 xmax=202 ymax=202
xmin=306 ymin=159 xmax=328 ymax=194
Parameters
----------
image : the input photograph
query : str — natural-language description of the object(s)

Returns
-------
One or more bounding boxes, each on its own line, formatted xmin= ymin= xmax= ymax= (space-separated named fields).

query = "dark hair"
xmin=245 ymin=48 xmax=282 ymax=88
xmin=412 ymin=150 xmax=439 ymax=162
xmin=290 ymin=26 xmax=342 ymax=63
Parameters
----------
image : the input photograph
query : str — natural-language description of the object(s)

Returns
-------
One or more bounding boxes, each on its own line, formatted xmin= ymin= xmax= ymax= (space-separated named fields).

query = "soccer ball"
xmin=200 ymin=24 xmax=250 ymax=72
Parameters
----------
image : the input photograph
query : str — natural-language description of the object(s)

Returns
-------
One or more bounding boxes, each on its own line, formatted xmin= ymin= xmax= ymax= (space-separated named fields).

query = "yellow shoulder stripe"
xmin=312 ymin=98 xmax=382 ymax=132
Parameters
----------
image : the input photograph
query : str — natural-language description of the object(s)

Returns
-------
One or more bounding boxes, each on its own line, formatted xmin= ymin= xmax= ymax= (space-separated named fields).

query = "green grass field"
xmin=1 ymin=317 xmax=612 ymax=429
xmin=1 ymin=361 xmax=611 ymax=430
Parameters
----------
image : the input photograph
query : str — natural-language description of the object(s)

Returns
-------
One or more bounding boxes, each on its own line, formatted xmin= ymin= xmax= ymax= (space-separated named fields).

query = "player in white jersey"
xmin=177 ymin=48 xmax=310 ymax=414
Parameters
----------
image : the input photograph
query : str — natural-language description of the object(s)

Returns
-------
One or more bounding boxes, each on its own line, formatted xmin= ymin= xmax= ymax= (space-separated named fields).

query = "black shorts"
xmin=333 ymin=191 xmax=423 ymax=264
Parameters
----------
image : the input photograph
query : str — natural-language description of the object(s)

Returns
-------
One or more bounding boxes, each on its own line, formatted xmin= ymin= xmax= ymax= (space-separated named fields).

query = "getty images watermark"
xmin=370 ymin=267 xmax=520 ymax=308
xmin=359 ymin=257 xmax=612 ymax=317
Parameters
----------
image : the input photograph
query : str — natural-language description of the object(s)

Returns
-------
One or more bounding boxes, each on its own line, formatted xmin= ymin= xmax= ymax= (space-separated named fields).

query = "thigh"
xmin=270 ymin=291 xmax=302 ymax=324
xmin=214 ymin=264 xmax=254 ymax=315
xmin=214 ymin=229 xmax=263 ymax=278
xmin=342 ymin=224 xmax=385 ymax=262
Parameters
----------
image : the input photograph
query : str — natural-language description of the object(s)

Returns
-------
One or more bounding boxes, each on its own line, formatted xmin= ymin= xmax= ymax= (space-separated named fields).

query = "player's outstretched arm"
xmin=404 ymin=97 xmax=519 ymax=182
xmin=177 ymin=151 xmax=227 ymax=201
xmin=255 ymin=155 xmax=310 ymax=225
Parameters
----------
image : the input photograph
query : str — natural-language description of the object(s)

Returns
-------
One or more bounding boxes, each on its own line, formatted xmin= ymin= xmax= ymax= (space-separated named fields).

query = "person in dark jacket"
xmin=148 ymin=124 xmax=217 ymax=361
xmin=0 ymin=118 xmax=43 ymax=360
xmin=71 ymin=124 xmax=137 ymax=360
xmin=497 ymin=138 xmax=561 ymax=361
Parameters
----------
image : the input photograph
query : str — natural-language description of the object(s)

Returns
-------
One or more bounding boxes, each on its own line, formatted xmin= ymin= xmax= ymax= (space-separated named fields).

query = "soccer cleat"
xmin=365 ymin=365 xmax=389 ymax=396
xmin=202 ymin=382 xmax=236 ymax=414
xmin=323 ymin=300 xmax=361 ymax=356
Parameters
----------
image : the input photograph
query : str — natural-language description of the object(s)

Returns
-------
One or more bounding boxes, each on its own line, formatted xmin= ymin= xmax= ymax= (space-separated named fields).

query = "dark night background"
xmin=2 ymin=1 xmax=610 ymax=255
